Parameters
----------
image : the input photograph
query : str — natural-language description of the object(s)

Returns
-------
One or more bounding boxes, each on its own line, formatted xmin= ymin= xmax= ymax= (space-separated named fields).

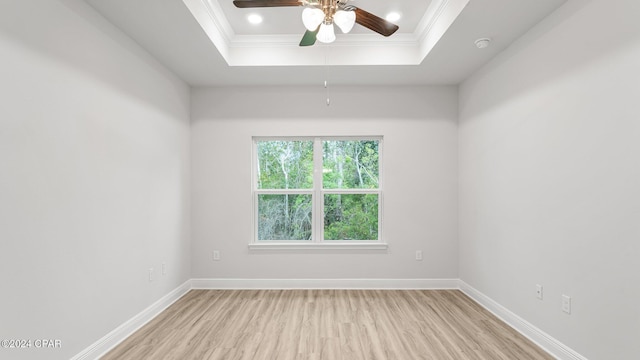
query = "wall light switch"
xmin=416 ymin=250 xmax=423 ymax=261
xmin=536 ymin=284 xmax=543 ymax=300
xmin=148 ymin=268 xmax=154 ymax=282
xmin=213 ymin=250 xmax=221 ymax=261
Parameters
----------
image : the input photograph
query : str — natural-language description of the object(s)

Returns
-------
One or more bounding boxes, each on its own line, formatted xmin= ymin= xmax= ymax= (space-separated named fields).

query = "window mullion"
xmin=313 ymin=138 xmax=323 ymax=243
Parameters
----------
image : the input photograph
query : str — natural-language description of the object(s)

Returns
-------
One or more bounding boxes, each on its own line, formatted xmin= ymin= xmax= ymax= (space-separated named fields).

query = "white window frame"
xmin=250 ymin=136 xmax=386 ymax=251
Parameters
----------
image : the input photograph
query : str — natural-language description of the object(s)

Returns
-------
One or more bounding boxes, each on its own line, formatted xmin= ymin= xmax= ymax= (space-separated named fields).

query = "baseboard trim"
xmin=191 ymin=278 xmax=460 ymax=290
xmin=459 ymin=281 xmax=588 ymax=360
xmin=72 ymin=278 xmax=587 ymax=360
xmin=71 ymin=280 xmax=192 ymax=360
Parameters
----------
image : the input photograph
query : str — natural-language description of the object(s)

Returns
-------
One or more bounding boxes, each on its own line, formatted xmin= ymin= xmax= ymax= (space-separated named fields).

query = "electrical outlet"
xmin=415 ymin=250 xmax=423 ymax=261
xmin=148 ymin=268 xmax=154 ymax=282
xmin=562 ymin=295 xmax=571 ymax=314
xmin=162 ymin=263 xmax=166 ymax=275
xmin=213 ymin=250 xmax=221 ymax=261
xmin=536 ymin=284 xmax=543 ymax=300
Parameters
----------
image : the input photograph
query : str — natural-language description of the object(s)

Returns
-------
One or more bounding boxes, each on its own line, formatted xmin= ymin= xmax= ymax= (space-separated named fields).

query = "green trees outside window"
xmin=322 ymin=140 xmax=379 ymax=189
xmin=257 ymin=141 xmax=313 ymax=190
xmin=255 ymin=138 xmax=381 ymax=242
xmin=258 ymin=194 xmax=312 ymax=240
xmin=324 ymin=194 xmax=378 ymax=240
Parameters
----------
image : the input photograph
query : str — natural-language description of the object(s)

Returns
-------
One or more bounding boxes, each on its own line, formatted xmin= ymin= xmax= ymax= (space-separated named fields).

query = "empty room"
xmin=1 ymin=0 xmax=638 ymax=359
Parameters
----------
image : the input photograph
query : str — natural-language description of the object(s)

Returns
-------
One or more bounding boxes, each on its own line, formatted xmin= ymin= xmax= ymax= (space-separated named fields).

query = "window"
xmin=252 ymin=137 xmax=384 ymax=249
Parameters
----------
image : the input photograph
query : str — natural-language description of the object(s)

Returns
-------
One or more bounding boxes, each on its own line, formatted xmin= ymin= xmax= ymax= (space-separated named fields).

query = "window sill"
xmin=248 ymin=242 xmax=388 ymax=253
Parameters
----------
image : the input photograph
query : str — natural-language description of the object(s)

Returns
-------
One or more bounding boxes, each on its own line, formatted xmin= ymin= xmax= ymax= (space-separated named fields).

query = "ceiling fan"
xmin=233 ymin=0 xmax=400 ymax=46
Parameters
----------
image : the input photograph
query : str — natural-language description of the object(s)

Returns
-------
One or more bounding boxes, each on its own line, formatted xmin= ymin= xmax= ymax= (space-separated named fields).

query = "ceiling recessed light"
xmin=386 ymin=12 xmax=401 ymax=23
xmin=247 ymin=14 xmax=263 ymax=25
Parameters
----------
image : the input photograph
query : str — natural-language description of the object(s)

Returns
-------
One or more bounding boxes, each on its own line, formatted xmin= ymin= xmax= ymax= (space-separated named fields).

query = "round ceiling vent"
xmin=475 ymin=38 xmax=491 ymax=49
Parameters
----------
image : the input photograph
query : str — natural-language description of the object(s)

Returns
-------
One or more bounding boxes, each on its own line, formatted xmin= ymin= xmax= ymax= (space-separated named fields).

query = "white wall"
xmin=0 ymin=1 xmax=190 ymax=359
xmin=459 ymin=0 xmax=640 ymax=358
xmin=191 ymin=86 xmax=458 ymax=280
xmin=6 ymin=0 xmax=635 ymax=358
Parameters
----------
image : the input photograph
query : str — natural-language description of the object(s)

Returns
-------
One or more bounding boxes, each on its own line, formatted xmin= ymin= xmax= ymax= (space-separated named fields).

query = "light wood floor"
xmin=102 ymin=290 xmax=553 ymax=360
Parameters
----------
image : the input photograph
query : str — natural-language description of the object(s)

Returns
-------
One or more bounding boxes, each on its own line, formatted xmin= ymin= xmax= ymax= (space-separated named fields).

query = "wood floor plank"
xmin=101 ymin=290 xmax=554 ymax=360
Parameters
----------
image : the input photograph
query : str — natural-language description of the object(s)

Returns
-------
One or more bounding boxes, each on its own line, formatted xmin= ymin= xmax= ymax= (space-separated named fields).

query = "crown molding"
xmin=182 ymin=0 xmax=469 ymax=66
xmin=230 ymin=33 xmax=418 ymax=48
xmin=416 ymin=0 xmax=452 ymax=42
xmin=418 ymin=0 xmax=471 ymax=59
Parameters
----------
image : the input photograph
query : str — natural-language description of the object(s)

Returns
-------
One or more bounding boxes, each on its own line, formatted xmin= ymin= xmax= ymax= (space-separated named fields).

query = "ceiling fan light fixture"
xmin=302 ymin=7 xmax=324 ymax=31
xmin=333 ymin=10 xmax=355 ymax=33
xmin=317 ymin=21 xmax=336 ymax=43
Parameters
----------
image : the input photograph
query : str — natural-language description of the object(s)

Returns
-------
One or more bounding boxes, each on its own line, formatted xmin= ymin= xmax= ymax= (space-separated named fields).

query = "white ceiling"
xmin=85 ymin=0 xmax=567 ymax=86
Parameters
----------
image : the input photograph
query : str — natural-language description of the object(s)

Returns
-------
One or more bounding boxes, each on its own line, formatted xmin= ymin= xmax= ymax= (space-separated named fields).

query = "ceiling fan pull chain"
xmin=325 ymin=79 xmax=330 ymax=106
xmin=325 ymin=49 xmax=330 ymax=106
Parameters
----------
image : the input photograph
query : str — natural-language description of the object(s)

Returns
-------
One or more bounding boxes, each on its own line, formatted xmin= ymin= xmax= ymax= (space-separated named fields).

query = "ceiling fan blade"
xmin=233 ymin=0 xmax=301 ymax=8
xmin=299 ymin=29 xmax=318 ymax=46
xmin=353 ymin=7 xmax=399 ymax=37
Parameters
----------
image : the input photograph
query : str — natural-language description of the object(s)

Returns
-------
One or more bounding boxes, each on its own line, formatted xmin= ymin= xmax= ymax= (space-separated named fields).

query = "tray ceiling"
xmin=85 ymin=0 xmax=568 ymax=86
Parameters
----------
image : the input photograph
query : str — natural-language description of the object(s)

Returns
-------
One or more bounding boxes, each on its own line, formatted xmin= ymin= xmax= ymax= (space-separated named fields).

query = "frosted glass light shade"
xmin=317 ymin=22 xmax=336 ymax=43
xmin=302 ymin=8 xmax=324 ymax=31
xmin=333 ymin=10 xmax=355 ymax=33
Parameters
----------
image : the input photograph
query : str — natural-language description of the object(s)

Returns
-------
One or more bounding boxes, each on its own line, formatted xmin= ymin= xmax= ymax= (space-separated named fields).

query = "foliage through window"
xmin=254 ymin=137 xmax=382 ymax=244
